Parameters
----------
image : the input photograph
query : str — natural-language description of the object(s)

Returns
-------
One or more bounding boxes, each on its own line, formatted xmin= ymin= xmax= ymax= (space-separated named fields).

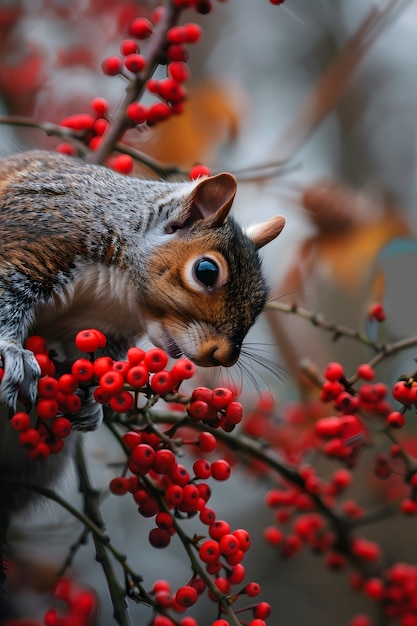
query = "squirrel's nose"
xmin=196 ymin=340 xmax=240 ymax=367
xmin=210 ymin=344 xmax=240 ymax=367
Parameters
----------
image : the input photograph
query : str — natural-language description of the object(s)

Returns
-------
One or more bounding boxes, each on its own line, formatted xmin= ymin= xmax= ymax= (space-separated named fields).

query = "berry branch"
xmin=86 ymin=1 xmax=181 ymax=167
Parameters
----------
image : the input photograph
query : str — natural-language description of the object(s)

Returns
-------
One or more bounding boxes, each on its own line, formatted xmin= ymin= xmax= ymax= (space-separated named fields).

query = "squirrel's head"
xmin=141 ymin=172 xmax=285 ymax=367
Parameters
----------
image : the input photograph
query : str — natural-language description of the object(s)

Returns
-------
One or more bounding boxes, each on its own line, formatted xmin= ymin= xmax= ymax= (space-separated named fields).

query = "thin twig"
xmin=75 ymin=440 xmax=132 ymax=626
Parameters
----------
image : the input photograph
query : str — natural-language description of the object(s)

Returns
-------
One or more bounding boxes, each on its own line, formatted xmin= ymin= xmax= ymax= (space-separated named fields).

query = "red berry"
xmin=127 ymin=347 xmax=145 ymax=365
xmin=126 ymin=365 xmax=149 ymax=388
xmin=144 ymin=348 xmax=168 ymax=372
xmin=191 ymin=386 xmax=212 ymax=404
xmin=188 ymin=400 xmax=209 ymax=421
xmin=112 ymin=360 xmax=130 ymax=377
xmin=91 ymin=97 xmax=108 ymax=117
xmin=208 ymin=577 xmax=230 ymax=601
xmin=124 ymin=53 xmax=146 ymax=73
xmin=219 ymin=533 xmax=240 ymax=556
xmin=28 ymin=441 xmax=50 ymax=461
xmin=57 ymin=143 xmax=76 ymax=156
xmin=368 ymin=302 xmax=386 ymax=322
xmin=245 ymin=582 xmax=261 ymax=597
xmin=10 ymin=412 xmax=31 ymax=431
xmin=193 ymin=458 xmax=211 ymax=479
xmin=25 ymin=335 xmax=47 ymax=354
xmin=101 ymin=56 xmax=122 ymax=75
xmin=169 ymin=463 xmax=190 ymax=486
xmin=100 ymin=371 xmax=125 ymax=395
xmin=112 ymin=154 xmax=134 ymax=175
xmin=200 ymin=507 xmax=216 ymax=525
xmin=151 ymin=370 xmax=175 ymax=394
xmin=387 ymin=411 xmax=406 ymax=428
xmin=93 ymin=356 xmax=114 ymax=377
xmin=211 ymin=387 xmax=234 ymax=410
xmin=153 ymin=449 xmax=176 ymax=474
xmin=130 ymin=443 xmax=156 ymax=471
xmin=171 ymin=358 xmax=195 ymax=381
xmin=324 ymin=361 xmax=344 ymax=381
xmin=392 ymin=381 xmax=412 ymax=404
xmin=182 ymin=23 xmax=202 ymax=43
xmin=351 ymin=537 xmax=381 ymax=562
xmin=122 ymin=431 xmax=143 ymax=450
xmin=227 ymin=563 xmax=246 ymax=584
xmin=155 ymin=512 xmax=174 ymax=530
xmin=129 ymin=17 xmax=153 ymax=39
xmin=109 ymin=476 xmax=129 ymax=496
xmin=60 ymin=113 xmax=95 ymax=131
xmin=36 ymin=398 xmax=58 ymax=419
xmin=109 ymin=390 xmax=134 ymax=413
xmin=146 ymin=102 xmax=171 ymax=124
xmin=138 ymin=496 xmax=159 ymax=518
xmin=120 ymin=38 xmax=138 ymax=56
xmin=263 ymin=526 xmax=284 ymax=545
xmin=254 ymin=602 xmax=272 ymax=619
xmin=198 ymin=432 xmax=216 ymax=452
xmin=35 ymin=353 xmax=55 ymax=376
xmin=51 ymin=417 xmax=72 ymax=438
xmin=225 ymin=401 xmax=243 ymax=425
xmin=189 ymin=164 xmax=211 ymax=179
xmin=357 ymin=364 xmax=375 ymax=381
xmin=75 ymin=329 xmax=102 ymax=353
xmin=175 ymin=585 xmax=198 ymax=607
xmin=149 ymin=527 xmax=171 ymax=549
xmin=126 ymin=102 xmax=148 ymax=125
xmin=210 ymin=459 xmax=231 ymax=481
xmin=71 ymin=358 xmax=94 ymax=382
xmin=63 ymin=393 xmax=82 ymax=414
xmin=58 ymin=373 xmax=79 ymax=395
xmin=233 ymin=528 xmax=251 ymax=552
xmin=209 ymin=520 xmax=231 ymax=540
xmin=164 ymin=484 xmax=184 ymax=507
xmin=168 ymin=62 xmax=189 ymax=83
xmin=19 ymin=428 xmax=40 ymax=450
xmin=199 ymin=539 xmax=221 ymax=563
xmin=38 ymin=376 xmax=59 ymax=398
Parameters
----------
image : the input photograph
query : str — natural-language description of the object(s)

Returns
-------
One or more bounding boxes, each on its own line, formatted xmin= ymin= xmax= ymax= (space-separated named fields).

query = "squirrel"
xmin=0 ymin=149 xmax=285 ymax=512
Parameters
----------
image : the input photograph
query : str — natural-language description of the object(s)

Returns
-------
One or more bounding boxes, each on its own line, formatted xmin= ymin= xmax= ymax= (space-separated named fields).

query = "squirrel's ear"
xmin=170 ymin=173 xmax=237 ymax=233
xmin=246 ymin=215 xmax=286 ymax=249
xmin=189 ymin=172 xmax=237 ymax=225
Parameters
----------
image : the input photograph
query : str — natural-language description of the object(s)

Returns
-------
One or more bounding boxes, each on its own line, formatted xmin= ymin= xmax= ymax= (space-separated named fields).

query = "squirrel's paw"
xmin=0 ymin=339 xmax=41 ymax=411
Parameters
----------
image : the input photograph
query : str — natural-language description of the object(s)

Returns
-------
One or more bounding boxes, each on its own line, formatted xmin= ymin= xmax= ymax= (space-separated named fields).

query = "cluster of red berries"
xmin=313 ymin=361 xmax=408 ymax=467
xmin=349 ymin=562 xmax=417 ymax=626
xmin=263 ymin=466 xmax=353 ymax=559
xmin=4 ymin=334 xmax=81 ymax=462
xmin=3 ymin=577 xmax=96 ymax=626
xmin=100 ymin=12 xmax=201 ymax=129
xmin=6 ymin=328 xmax=199 ymax=461
xmin=187 ymin=385 xmax=244 ymax=432
xmin=109 ymin=428 xmax=269 ymax=623
xmin=144 ymin=569 xmax=269 ymax=625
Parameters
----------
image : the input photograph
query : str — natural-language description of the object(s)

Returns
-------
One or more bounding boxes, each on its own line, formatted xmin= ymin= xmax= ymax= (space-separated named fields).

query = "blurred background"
xmin=3 ymin=0 xmax=417 ymax=624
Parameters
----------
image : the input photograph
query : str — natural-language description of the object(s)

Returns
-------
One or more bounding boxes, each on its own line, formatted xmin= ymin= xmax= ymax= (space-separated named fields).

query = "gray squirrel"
xmin=0 ymin=149 xmax=285 ymax=510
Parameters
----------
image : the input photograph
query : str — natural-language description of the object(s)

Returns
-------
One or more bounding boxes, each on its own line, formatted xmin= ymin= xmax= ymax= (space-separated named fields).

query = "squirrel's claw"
xmin=0 ymin=340 xmax=41 ymax=412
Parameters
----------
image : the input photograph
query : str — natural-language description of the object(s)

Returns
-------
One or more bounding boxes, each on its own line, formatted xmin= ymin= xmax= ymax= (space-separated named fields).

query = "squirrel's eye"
xmin=193 ymin=258 xmax=219 ymax=288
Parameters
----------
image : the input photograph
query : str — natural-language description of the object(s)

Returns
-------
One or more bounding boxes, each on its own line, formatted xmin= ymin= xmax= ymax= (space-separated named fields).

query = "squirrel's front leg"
xmin=0 ymin=339 xmax=41 ymax=411
xmin=0 ymin=285 xmax=41 ymax=412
